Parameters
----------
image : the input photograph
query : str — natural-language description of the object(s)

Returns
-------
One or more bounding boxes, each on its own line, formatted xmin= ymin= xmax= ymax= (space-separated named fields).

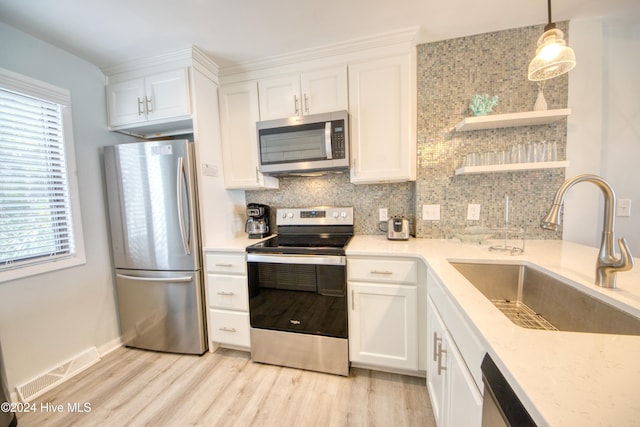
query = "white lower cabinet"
xmin=427 ymin=271 xmax=483 ymax=427
xmin=349 ymin=282 xmax=418 ymax=370
xmin=204 ymin=251 xmax=250 ymax=350
xmin=347 ymin=256 xmax=421 ymax=372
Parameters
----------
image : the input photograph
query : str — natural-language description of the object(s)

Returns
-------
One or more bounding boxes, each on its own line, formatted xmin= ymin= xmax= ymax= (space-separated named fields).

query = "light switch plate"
xmin=379 ymin=208 xmax=388 ymax=221
xmin=616 ymin=199 xmax=631 ymax=217
xmin=423 ymin=204 xmax=440 ymax=221
xmin=467 ymin=204 xmax=481 ymax=221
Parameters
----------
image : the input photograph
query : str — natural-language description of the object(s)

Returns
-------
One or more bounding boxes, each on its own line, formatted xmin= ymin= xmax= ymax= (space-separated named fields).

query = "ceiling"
xmin=1 ymin=0 xmax=638 ymax=70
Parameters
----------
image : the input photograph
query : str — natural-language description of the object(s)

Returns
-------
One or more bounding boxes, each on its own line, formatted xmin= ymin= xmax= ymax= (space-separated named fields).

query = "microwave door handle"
xmin=325 ymin=122 xmax=333 ymax=159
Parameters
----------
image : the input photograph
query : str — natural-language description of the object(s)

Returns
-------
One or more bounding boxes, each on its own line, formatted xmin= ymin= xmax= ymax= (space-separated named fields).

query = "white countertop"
xmin=203 ymin=235 xmax=271 ymax=253
xmin=347 ymin=236 xmax=640 ymax=427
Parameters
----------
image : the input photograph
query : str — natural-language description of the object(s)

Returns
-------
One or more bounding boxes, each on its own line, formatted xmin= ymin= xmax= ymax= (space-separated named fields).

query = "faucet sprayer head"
xmin=541 ymin=203 xmax=562 ymax=231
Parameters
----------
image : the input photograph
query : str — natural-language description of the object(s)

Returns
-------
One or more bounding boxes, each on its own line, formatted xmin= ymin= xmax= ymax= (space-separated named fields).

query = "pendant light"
xmin=527 ymin=0 xmax=576 ymax=81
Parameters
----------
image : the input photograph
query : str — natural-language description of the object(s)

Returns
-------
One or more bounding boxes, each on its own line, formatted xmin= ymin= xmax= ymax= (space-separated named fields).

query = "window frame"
xmin=0 ymin=67 xmax=86 ymax=283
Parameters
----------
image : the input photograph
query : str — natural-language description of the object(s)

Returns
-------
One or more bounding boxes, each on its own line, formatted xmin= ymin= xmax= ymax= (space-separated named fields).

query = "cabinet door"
xmin=258 ymin=74 xmax=300 ymax=120
xmin=348 ymin=54 xmax=415 ymax=183
xmin=427 ymin=297 xmax=447 ymax=426
xmin=145 ymin=68 xmax=191 ymax=121
xmin=106 ymin=78 xmax=146 ymax=126
xmin=348 ymin=281 xmax=417 ymax=370
xmin=300 ymin=66 xmax=348 ymax=115
xmin=446 ymin=329 xmax=483 ymax=427
xmin=219 ymin=81 xmax=278 ymax=189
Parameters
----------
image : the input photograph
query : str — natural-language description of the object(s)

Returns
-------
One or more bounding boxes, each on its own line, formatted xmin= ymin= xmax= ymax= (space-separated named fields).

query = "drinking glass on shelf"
xmin=510 ymin=144 xmax=518 ymax=163
xmin=464 ymin=153 xmax=477 ymax=167
xmin=536 ymin=141 xmax=546 ymax=162
xmin=525 ymin=142 xmax=533 ymax=163
xmin=516 ymin=143 xmax=526 ymax=163
xmin=547 ymin=141 xmax=558 ymax=161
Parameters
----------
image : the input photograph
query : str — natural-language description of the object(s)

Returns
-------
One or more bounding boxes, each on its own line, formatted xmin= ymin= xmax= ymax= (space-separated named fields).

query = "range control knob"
xmin=341 ymin=211 xmax=348 ymax=218
xmin=332 ymin=211 xmax=339 ymax=218
xmin=287 ymin=212 xmax=294 ymax=219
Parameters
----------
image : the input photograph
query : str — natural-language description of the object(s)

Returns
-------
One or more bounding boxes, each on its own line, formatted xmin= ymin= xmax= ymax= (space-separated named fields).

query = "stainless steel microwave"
xmin=256 ymin=110 xmax=349 ymax=175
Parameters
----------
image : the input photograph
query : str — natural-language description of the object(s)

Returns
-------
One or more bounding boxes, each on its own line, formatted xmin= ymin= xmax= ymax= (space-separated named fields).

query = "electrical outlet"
xmin=617 ymin=199 xmax=631 ymax=217
xmin=422 ymin=204 xmax=440 ymax=221
xmin=379 ymin=208 xmax=388 ymax=221
xmin=467 ymin=204 xmax=481 ymax=221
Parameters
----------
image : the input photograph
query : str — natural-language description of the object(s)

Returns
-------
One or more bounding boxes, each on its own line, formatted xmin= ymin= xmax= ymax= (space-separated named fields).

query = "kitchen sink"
xmin=449 ymin=261 xmax=640 ymax=335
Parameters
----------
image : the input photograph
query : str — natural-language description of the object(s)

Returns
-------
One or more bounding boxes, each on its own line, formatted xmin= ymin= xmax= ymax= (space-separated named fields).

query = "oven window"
xmin=248 ymin=262 xmax=347 ymax=338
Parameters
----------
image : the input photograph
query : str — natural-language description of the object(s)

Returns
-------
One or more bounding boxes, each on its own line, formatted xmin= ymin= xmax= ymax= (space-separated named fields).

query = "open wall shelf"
xmin=454 ymin=108 xmax=571 ymax=132
xmin=455 ymin=161 xmax=569 ymax=175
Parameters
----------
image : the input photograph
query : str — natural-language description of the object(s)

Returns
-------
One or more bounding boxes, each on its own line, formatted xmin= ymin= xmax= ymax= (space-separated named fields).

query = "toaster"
xmin=387 ymin=216 xmax=410 ymax=240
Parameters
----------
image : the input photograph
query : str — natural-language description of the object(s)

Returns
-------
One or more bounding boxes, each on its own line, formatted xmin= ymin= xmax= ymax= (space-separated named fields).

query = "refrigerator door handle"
xmin=116 ymin=273 xmax=193 ymax=283
xmin=176 ymin=156 xmax=192 ymax=255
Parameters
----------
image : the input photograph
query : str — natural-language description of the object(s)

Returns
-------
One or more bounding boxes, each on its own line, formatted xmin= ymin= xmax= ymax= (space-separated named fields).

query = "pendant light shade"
xmin=527 ymin=0 xmax=576 ymax=81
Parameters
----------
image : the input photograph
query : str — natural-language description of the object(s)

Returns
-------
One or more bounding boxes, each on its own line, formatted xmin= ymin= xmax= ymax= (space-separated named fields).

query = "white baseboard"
xmin=97 ymin=337 xmax=123 ymax=357
xmin=16 ymin=346 xmax=101 ymax=403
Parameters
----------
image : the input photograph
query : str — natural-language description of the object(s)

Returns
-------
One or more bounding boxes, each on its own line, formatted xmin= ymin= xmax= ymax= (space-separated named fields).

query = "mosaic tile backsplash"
xmin=247 ymin=23 xmax=568 ymax=240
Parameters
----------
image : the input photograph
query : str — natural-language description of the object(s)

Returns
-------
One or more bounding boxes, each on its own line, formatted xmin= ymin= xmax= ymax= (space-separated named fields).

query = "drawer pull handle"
xmin=215 ymin=263 xmax=233 ymax=267
xmin=433 ymin=332 xmax=442 ymax=362
xmin=371 ymin=270 xmax=393 ymax=275
xmin=219 ymin=327 xmax=236 ymax=333
xmin=437 ymin=342 xmax=447 ymax=375
xmin=217 ymin=291 xmax=235 ymax=296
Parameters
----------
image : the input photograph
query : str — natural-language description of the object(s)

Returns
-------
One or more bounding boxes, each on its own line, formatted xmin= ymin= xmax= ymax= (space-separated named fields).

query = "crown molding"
xmin=102 ymin=46 xmax=220 ymax=79
xmin=219 ymin=26 xmax=420 ymax=77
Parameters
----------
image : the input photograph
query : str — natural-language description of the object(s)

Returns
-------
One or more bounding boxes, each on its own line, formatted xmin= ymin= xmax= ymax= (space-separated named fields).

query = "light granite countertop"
xmin=347 ymin=236 xmax=640 ymax=427
xmin=202 ymin=235 xmax=640 ymax=425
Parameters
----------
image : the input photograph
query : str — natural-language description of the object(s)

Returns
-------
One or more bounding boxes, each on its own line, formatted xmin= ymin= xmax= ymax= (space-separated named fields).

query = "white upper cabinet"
xmin=348 ymin=54 xmax=416 ymax=184
xmin=218 ymin=81 xmax=278 ymax=190
xmin=107 ymin=68 xmax=191 ymax=129
xmin=258 ymin=66 xmax=348 ymax=120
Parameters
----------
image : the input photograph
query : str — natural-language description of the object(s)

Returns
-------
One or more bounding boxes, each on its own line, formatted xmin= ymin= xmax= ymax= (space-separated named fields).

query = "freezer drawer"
xmin=115 ymin=269 xmax=207 ymax=355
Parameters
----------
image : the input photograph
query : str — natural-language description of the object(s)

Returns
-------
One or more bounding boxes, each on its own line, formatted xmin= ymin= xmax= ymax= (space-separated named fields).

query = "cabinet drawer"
xmin=209 ymin=309 xmax=250 ymax=348
xmin=348 ymin=257 xmax=417 ymax=284
xmin=207 ymin=274 xmax=249 ymax=311
xmin=205 ymin=252 xmax=246 ymax=274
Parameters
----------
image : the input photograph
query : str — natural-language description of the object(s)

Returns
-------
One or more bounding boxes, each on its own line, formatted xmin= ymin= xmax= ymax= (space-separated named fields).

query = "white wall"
xmin=600 ymin=19 xmax=640 ymax=256
xmin=0 ymin=22 xmax=134 ymax=392
xmin=567 ymin=15 xmax=640 ymax=256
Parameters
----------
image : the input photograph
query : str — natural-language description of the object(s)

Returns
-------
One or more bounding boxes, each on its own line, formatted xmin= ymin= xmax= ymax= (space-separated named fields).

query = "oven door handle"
xmin=247 ymin=253 xmax=346 ymax=266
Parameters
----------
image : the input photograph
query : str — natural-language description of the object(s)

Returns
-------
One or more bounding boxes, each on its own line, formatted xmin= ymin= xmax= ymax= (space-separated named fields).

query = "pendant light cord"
xmin=544 ymin=0 xmax=556 ymax=32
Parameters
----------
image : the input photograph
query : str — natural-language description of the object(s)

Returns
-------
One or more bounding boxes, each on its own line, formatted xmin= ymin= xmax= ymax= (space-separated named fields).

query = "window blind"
xmin=0 ymin=87 xmax=76 ymax=271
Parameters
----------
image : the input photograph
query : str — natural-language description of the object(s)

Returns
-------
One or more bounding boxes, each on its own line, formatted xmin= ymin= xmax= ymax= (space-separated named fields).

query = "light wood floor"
xmin=17 ymin=347 xmax=436 ymax=426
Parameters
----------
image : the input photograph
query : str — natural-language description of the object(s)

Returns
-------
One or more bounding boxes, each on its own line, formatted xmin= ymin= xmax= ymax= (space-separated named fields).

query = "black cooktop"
xmin=246 ymin=234 xmax=352 ymax=255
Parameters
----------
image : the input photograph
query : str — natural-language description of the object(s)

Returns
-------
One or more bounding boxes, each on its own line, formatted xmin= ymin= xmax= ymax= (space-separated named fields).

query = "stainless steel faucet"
xmin=541 ymin=174 xmax=633 ymax=288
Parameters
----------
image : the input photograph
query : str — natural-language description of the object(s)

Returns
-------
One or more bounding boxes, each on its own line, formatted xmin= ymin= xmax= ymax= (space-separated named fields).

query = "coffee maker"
xmin=245 ymin=203 xmax=271 ymax=239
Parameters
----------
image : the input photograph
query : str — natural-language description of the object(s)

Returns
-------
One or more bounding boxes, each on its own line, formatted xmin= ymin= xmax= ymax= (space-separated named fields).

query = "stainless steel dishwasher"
xmin=481 ymin=354 xmax=536 ymax=427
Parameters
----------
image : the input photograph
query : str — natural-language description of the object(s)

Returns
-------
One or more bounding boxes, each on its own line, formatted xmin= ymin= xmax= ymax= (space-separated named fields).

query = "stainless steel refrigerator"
xmin=104 ymin=140 xmax=207 ymax=355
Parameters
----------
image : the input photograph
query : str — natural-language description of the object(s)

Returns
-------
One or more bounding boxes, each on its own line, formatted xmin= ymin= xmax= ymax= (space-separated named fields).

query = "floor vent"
xmin=16 ymin=347 xmax=100 ymax=402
